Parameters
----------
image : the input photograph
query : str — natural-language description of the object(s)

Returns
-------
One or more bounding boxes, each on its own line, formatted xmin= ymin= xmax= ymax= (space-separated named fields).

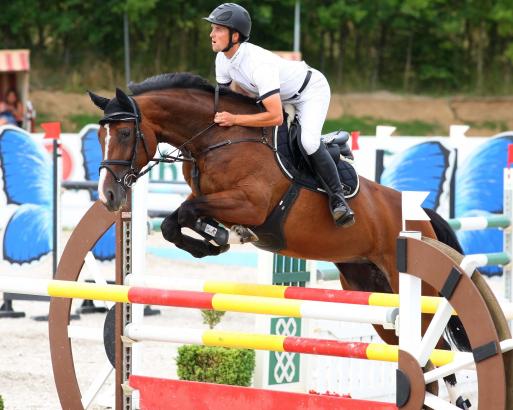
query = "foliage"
xmin=2 ymin=0 xmax=513 ymax=94
xmin=0 ymin=394 xmax=3 ymax=410
xmin=176 ymin=345 xmax=255 ymax=386
xmin=177 ymin=309 xmax=253 ymax=387
xmin=201 ymin=309 xmax=225 ymax=329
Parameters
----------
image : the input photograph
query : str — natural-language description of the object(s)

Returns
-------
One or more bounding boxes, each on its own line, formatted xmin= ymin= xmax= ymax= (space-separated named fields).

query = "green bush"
xmin=0 ymin=394 xmax=4 ymax=410
xmin=176 ymin=345 xmax=255 ymax=386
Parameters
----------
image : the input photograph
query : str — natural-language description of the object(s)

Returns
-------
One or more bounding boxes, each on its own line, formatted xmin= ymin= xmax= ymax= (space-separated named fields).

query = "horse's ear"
xmin=115 ymin=87 xmax=132 ymax=110
xmin=88 ymin=91 xmax=110 ymax=111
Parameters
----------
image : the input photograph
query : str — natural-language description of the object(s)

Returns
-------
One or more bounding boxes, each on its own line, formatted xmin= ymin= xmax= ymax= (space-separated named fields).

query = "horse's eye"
xmin=118 ymin=128 xmax=131 ymax=140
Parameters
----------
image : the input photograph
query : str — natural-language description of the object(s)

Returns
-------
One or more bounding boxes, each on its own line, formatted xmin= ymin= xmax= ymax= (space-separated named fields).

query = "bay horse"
xmin=89 ymin=73 xmax=473 ymax=401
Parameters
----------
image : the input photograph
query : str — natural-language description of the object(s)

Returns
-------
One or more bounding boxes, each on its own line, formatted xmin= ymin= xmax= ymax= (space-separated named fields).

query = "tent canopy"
xmin=0 ymin=49 xmax=30 ymax=72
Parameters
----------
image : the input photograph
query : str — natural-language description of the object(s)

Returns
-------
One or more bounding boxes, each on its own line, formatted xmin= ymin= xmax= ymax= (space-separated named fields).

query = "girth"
xmin=249 ymin=183 xmax=301 ymax=252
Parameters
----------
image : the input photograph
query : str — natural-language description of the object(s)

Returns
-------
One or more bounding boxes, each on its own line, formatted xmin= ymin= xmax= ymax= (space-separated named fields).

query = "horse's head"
xmin=88 ymin=88 xmax=157 ymax=211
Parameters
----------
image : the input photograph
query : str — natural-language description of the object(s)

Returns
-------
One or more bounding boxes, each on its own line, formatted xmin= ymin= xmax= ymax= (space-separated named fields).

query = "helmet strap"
xmin=222 ymin=28 xmax=237 ymax=52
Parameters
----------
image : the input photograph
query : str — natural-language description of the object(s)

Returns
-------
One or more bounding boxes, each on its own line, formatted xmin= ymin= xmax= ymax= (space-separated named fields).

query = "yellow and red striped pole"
xmin=124 ymin=324 xmax=458 ymax=367
xmin=129 ymin=275 xmax=445 ymax=314
xmin=0 ymin=276 xmax=396 ymax=325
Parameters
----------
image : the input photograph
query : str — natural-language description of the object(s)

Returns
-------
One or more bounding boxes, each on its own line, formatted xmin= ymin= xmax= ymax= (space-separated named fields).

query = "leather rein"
xmin=98 ymin=86 xmax=275 ymax=192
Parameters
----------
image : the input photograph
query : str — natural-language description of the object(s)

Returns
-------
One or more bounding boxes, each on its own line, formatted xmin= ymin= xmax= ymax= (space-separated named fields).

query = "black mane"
xmin=128 ymin=72 xmax=256 ymax=105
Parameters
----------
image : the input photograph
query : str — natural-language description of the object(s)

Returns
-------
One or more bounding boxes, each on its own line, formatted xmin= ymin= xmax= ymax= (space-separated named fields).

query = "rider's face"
xmin=210 ymin=24 xmax=230 ymax=52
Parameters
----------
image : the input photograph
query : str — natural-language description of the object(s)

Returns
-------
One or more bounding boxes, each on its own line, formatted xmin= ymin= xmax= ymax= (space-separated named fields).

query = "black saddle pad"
xmin=273 ymin=122 xmax=359 ymax=198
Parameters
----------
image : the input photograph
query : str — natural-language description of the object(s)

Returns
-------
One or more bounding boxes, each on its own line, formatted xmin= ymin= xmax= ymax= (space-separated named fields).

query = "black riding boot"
xmin=308 ymin=144 xmax=355 ymax=227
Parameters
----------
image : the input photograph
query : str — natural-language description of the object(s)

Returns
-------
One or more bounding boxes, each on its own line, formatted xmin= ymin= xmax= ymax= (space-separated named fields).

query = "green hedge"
xmin=176 ymin=345 xmax=255 ymax=386
xmin=0 ymin=394 xmax=4 ymax=410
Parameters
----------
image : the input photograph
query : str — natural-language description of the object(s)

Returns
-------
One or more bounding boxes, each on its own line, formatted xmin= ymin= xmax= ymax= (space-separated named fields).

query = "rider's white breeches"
xmin=293 ymin=68 xmax=331 ymax=155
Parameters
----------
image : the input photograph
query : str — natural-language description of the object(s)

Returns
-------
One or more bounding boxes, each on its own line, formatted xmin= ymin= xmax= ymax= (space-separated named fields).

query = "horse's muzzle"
xmin=100 ymin=183 xmax=127 ymax=212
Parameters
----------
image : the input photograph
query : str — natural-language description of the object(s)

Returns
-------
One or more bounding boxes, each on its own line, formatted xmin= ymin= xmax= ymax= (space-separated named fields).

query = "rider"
xmin=204 ymin=3 xmax=355 ymax=227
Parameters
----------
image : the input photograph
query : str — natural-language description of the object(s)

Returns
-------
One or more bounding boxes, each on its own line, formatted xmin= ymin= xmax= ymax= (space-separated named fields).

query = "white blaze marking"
xmin=98 ymin=123 xmax=111 ymax=203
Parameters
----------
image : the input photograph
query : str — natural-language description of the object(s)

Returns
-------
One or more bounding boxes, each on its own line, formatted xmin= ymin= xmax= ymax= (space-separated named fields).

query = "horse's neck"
xmin=143 ymin=90 xmax=263 ymax=154
xmin=137 ymin=91 xmax=210 ymax=149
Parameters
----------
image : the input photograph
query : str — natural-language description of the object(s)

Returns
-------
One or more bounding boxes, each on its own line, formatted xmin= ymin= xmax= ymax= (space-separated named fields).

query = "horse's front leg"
xmin=177 ymin=189 xmax=269 ymax=242
xmin=161 ymin=208 xmax=229 ymax=258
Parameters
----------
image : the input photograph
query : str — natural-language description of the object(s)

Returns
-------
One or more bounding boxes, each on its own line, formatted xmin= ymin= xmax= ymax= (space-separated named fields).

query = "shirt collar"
xmin=229 ymin=42 xmax=246 ymax=67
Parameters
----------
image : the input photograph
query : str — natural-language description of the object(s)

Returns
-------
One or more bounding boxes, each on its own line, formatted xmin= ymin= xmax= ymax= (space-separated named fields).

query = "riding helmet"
xmin=203 ymin=3 xmax=251 ymax=40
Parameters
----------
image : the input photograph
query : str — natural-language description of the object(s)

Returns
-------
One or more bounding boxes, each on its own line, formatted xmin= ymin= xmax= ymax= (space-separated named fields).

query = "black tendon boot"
xmin=308 ymin=144 xmax=355 ymax=227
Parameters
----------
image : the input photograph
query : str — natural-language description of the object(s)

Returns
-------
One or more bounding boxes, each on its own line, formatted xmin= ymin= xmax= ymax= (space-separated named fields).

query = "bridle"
xmin=99 ymin=96 xmax=151 ymax=190
xmin=98 ymin=94 xmax=216 ymax=191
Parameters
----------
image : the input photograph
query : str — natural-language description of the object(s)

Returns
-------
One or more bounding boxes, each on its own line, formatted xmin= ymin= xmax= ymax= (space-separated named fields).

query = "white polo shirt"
xmin=216 ymin=42 xmax=310 ymax=102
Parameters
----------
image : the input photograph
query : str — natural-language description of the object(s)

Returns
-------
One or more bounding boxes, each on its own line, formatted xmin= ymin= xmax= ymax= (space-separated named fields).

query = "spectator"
xmin=2 ymin=88 xmax=24 ymax=127
xmin=0 ymin=101 xmax=17 ymax=126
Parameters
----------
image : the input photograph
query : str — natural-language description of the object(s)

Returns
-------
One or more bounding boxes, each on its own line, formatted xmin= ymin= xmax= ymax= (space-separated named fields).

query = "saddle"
xmin=274 ymin=113 xmax=359 ymax=198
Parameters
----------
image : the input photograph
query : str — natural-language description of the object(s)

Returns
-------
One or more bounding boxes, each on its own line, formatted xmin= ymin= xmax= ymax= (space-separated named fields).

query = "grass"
xmin=322 ymin=116 xmax=445 ymax=136
xmin=32 ymin=111 xmax=53 ymax=132
xmin=32 ymin=112 xmax=504 ymax=136
xmin=68 ymin=114 xmax=101 ymax=131
xmin=33 ymin=112 xmax=99 ymax=133
xmin=466 ymin=120 xmax=509 ymax=133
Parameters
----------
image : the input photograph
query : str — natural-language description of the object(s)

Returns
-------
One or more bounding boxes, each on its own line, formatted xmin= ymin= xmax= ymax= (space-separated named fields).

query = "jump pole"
xmin=1 ymin=276 xmax=398 ymax=326
xmin=122 ymin=324 xmax=473 ymax=367
xmin=125 ymin=274 xmax=513 ymax=318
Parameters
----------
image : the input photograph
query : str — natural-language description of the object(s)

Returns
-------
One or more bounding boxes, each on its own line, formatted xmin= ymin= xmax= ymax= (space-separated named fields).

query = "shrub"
xmin=176 ymin=345 xmax=255 ymax=386
xmin=201 ymin=309 xmax=225 ymax=329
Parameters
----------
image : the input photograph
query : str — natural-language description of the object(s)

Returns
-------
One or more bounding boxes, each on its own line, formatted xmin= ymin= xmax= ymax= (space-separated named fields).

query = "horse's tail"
xmin=424 ymin=208 xmax=464 ymax=254
xmin=424 ymin=208 xmax=471 ymax=352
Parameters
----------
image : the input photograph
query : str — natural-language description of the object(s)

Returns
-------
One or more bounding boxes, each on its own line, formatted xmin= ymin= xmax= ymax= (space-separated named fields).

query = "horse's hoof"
xmin=188 ymin=244 xmax=211 ymax=258
xmin=206 ymin=242 xmax=230 ymax=256
xmin=161 ymin=223 xmax=178 ymax=242
xmin=188 ymin=242 xmax=231 ymax=258
xmin=217 ymin=244 xmax=230 ymax=254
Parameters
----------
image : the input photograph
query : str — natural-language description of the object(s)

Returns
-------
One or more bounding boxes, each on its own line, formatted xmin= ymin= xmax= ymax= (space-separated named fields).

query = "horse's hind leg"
xmin=335 ymin=262 xmax=399 ymax=345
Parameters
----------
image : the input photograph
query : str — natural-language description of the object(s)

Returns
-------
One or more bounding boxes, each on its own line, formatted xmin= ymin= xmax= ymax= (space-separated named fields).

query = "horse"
xmin=89 ymin=72 xmax=473 ymax=402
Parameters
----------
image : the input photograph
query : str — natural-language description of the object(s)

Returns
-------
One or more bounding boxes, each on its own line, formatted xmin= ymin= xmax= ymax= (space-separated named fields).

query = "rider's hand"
xmin=214 ymin=111 xmax=237 ymax=127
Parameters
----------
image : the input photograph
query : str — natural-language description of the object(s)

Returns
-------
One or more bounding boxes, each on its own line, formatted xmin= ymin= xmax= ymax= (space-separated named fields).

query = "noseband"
xmin=99 ymin=96 xmax=150 ymax=190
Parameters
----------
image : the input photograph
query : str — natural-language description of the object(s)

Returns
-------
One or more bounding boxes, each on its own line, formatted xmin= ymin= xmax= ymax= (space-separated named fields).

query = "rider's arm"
xmin=232 ymin=93 xmax=283 ymax=127
xmin=215 ymin=62 xmax=283 ymax=127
